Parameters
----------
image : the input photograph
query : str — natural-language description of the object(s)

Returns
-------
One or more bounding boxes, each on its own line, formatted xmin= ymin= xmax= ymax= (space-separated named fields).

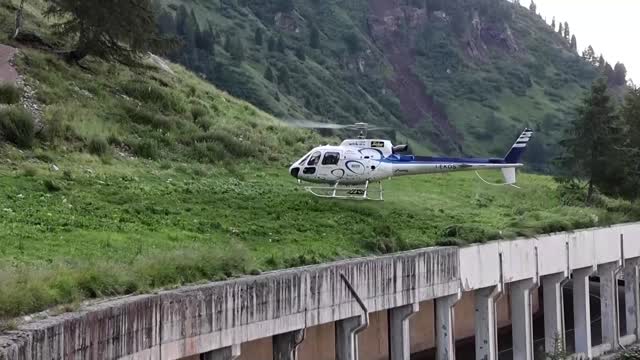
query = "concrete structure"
xmin=2 ymin=223 xmax=640 ymax=360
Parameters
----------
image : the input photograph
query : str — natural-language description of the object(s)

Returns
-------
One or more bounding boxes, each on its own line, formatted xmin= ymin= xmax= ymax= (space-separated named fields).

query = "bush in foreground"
xmin=0 ymin=106 xmax=35 ymax=148
xmin=0 ymin=83 xmax=21 ymax=104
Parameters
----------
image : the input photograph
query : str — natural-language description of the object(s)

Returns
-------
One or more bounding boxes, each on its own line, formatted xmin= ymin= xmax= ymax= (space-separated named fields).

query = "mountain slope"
xmin=159 ymin=0 xmax=599 ymax=170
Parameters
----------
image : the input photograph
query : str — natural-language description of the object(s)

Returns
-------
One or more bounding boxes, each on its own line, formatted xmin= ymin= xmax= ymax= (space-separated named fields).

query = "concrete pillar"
xmin=273 ymin=330 xmax=303 ymax=360
xmin=624 ymin=260 xmax=640 ymax=338
xmin=542 ymin=273 xmax=566 ymax=355
xmin=336 ymin=316 xmax=364 ymax=360
xmin=436 ymin=294 xmax=460 ymax=360
xmin=598 ymin=262 xmax=619 ymax=350
xmin=201 ymin=345 xmax=240 ymax=360
xmin=389 ymin=303 xmax=418 ymax=360
xmin=475 ymin=286 xmax=500 ymax=360
xmin=510 ymin=279 xmax=537 ymax=360
xmin=573 ymin=266 xmax=594 ymax=358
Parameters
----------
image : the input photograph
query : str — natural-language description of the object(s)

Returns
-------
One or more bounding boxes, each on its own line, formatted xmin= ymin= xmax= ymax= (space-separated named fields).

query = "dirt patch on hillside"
xmin=0 ymin=44 xmax=19 ymax=84
xmin=368 ymin=0 xmax=462 ymax=152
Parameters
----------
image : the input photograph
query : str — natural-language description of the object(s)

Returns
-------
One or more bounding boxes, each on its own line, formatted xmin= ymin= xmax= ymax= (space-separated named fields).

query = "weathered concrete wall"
xmin=0 ymin=248 xmax=458 ymax=360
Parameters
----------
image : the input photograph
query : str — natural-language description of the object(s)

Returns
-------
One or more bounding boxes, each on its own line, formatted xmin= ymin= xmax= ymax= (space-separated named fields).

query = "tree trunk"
xmin=586 ymin=178 xmax=594 ymax=204
xmin=12 ymin=0 xmax=25 ymax=40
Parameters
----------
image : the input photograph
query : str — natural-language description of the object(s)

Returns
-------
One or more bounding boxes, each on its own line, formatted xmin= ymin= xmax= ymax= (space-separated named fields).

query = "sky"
xmin=528 ymin=0 xmax=639 ymax=83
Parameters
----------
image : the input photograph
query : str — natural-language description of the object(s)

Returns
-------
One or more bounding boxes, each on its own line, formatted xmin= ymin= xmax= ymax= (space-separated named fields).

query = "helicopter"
xmin=288 ymin=121 xmax=533 ymax=200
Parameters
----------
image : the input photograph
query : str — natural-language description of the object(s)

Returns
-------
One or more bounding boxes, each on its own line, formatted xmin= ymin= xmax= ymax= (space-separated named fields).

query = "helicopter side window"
xmin=322 ymin=152 xmax=340 ymax=165
xmin=307 ymin=151 xmax=322 ymax=166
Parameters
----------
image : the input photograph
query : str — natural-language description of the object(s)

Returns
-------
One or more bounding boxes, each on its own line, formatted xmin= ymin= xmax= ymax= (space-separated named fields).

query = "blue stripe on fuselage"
xmin=382 ymin=155 xmax=505 ymax=164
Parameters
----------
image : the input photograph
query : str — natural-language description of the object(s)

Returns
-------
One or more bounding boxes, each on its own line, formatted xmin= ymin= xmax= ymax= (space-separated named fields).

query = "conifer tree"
xmin=254 ymin=27 xmax=263 ymax=46
xmin=264 ymin=66 xmax=275 ymax=82
xmin=277 ymin=36 xmax=286 ymax=53
xmin=570 ymin=35 xmax=577 ymax=52
xmin=563 ymin=21 xmax=570 ymax=40
xmin=310 ymin=26 xmax=320 ymax=49
xmin=295 ymin=46 xmax=306 ymax=61
xmin=613 ymin=62 xmax=627 ymax=86
xmin=45 ymin=0 xmax=170 ymax=64
xmin=559 ymin=79 xmax=624 ymax=202
xmin=529 ymin=0 xmax=536 ymax=13
xmin=267 ymin=37 xmax=276 ymax=52
xmin=620 ymin=86 xmax=640 ymax=199
xmin=558 ymin=23 xmax=563 ymax=36
xmin=551 ymin=17 xmax=556 ymax=31
xmin=582 ymin=45 xmax=596 ymax=65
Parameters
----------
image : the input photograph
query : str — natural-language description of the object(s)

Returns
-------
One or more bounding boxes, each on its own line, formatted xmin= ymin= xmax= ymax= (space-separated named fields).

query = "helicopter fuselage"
xmin=288 ymin=138 xmax=524 ymax=186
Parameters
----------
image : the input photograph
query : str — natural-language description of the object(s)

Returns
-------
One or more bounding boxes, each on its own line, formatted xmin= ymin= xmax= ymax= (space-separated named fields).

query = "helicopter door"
xmin=318 ymin=151 xmax=342 ymax=181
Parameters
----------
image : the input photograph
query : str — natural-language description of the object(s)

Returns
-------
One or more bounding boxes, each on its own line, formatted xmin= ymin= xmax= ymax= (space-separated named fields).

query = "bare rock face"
xmin=274 ymin=12 xmax=301 ymax=33
xmin=368 ymin=6 xmax=428 ymax=48
xmin=481 ymin=22 xmax=519 ymax=53
xmin=466 ymin=10 xmax=488 ymax=59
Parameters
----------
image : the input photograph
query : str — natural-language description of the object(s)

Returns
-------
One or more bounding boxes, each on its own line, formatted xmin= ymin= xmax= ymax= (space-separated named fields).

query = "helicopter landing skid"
xmin=303 ymin=181 xmax=384 ymax=201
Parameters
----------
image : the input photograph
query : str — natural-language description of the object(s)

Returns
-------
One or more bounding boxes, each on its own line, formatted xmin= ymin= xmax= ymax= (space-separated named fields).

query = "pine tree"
xmin=613 ymin=62 xmax=627 ymax=86
xmin=277 ymin=66 xmax=290 ymax=92
xmin=563 ymin=21 xmax=570 ymax=40
xmin=557 ymin=23 xmax=563 ymax=36
xmin=559 ymin=79 xmax=624 ymax=202
xmin=264 ymin=66 xmax=275 ymax=82
xmin=598 ymin=55 xmax=606 ymax=70
xmin=582 ymin=45 xmax=596 ymax=65
xmin=267 ymin=37 xmax=276 ymax=52
xmin=570 ymin=35 xmax=577 ymax=52
xmin=621 ymin=86 xmax=640 ymax=199
xmin=277 ymin=36 xmax=286 ymax=53
xmin=295 ymin=46 xmax=306 ymax=61
xmin=551 ymin=17 xmax=556 ymax=31
xmin=45 ymin=0 xmax=171 ymax=64
xmin=310 ymin=26 xmax=320 ymax=49
xmin=529 ymin=0 xmax=536 ymax=13
xmin=254 ymin=27 xmax=263 ymax=46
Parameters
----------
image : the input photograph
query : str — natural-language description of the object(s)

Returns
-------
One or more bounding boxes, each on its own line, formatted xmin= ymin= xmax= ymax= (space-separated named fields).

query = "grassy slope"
xmin=0 ymin=0 xmax=636 ymax=321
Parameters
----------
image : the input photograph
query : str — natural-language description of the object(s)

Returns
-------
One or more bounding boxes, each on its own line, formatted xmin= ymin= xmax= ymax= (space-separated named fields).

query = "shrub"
xmin=134 ymin=139 xmax=160 ymax=160
xmin=0 ymin=106 xmax=35 ymax=148
xmin=22 ymin=165 xmax=38 ymax=177
xmin=123 ymin=103 xmax=175 ymax=130
xmin=616 ymin=345 xmax=640 ymax=360
xmin=0 ymin=83 xmax=21 ymax=104
xmin=43 ymin=179 xmax=62 ymax=192
xmin=190 ymin=104 xmax=209 ymax=120
xmin=87 ymin=137 xmax=109 ymax=156
xmin=121 ymin=81 xmax=185 ymax=114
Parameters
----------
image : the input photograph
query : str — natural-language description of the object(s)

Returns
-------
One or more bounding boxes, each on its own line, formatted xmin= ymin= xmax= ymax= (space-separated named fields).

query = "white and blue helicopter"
xmin=288 ymin=121 xmax=533 ymax=200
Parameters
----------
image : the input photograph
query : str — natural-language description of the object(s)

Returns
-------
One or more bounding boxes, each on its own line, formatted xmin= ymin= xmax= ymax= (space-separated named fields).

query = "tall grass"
xmin=0 ymin=83 xmax=21 ymax=104
xmin=0 ymin=245 xmax=251 ymax=319
xmin=0 ymin=106 xmax=35 ymax=148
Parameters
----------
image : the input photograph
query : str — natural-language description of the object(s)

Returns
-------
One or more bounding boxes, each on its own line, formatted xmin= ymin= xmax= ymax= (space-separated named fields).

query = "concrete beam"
xmin=624 ymin=259 xmax=640 ymax=337
xmin=273 ymin=330 xmax=303 ymax=360
xmin=573 ymin=266 xmax=595 ymax=358
xmin=542 ymin=273 xmax=566 ymax=355
xmin=436 ymin=293 xmax=460 ymax=360
xmin=510 ymin=279 xmax=537 ymax=360
xmin=201 ymin=345 xmax=240 ymax=360
xmin=474 ymin=286 xmax=501 ymax=360
xmin=598 ymin=262 xmax=620 ymax=350
xmin=336 ymin=316 xmax=365 ymax=360
xmin=388 ymin=303 xmax=419 ymax=360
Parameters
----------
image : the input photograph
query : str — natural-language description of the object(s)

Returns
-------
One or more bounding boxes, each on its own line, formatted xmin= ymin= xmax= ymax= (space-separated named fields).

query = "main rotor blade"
xmin=285 ymin=119 xmax=351 ymax=129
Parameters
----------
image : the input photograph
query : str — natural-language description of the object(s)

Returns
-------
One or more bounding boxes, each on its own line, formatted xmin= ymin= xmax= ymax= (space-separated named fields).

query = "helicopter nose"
xmin=290 ymin=167 xmax=300 ymax=178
